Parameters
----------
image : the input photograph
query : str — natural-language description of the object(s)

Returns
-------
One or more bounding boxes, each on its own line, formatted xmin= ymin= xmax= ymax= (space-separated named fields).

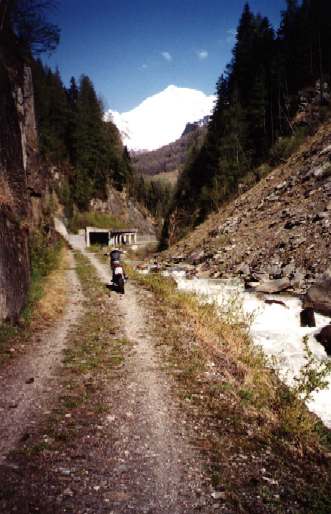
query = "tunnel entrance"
xmin=85 ymin=226 xmax=139 ymax=247
xmin=89 ymin=232 xmax=109 ymax=246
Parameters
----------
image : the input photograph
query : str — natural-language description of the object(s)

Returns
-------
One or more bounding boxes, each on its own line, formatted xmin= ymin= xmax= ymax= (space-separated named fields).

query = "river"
xmin=162 ymin=270 xmax=331 ymax=428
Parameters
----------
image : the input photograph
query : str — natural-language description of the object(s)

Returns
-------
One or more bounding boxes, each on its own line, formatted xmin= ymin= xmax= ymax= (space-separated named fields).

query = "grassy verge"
xmin=132 ymin=269 xmax=331 ymax=513
xmin=0 ymin=233 xmax=65 ymax=366
xmin=24 ymin=231 xmax=64 ymax=322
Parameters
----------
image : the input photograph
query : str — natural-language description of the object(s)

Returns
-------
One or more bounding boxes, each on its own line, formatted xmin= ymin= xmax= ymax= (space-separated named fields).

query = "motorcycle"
xmin=112 ymin=262 xmax=125 ymax=294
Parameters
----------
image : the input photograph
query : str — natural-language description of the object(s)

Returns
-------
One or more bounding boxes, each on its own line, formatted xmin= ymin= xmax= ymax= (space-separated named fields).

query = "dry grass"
xmin=132 ymin=269 xmax=331 ymax=445
xmin=132 ymin=270 xmax=277 ymax=415
xmin=33 ymin=246 xmax=69 ymax=324
xmin=0 ymin=244 xmax=68 ymax=366
xmin=131 ymin=269 xmax=331 ymax=513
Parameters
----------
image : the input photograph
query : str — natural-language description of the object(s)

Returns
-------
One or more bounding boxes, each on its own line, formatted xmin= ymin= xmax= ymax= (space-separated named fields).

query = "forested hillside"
xmin=31 ymin=60 xmax=170 ymax=229
xmin=162 ymin=0 xmax=331 ymax=245
xmin=32 ymin=62 xmax=134 ymax=211
xmin=130 ymin=120 xmax=207 ymax=221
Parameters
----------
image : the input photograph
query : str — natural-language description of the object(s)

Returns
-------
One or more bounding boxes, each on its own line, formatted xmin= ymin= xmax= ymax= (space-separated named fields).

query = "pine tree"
xmin=71 ymin=75 xmax=107 ymax=199
xmin=32 ymin=61 xmax=69 ymax=160
xmin=6 ymin=0 xmax=60 ymax=54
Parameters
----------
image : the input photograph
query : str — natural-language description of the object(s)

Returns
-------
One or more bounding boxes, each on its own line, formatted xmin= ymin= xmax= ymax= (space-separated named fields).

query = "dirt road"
xmin=0 ymin=236 xmax=211 ymax=513
xmin=1 ymin=237 xmax=330 ymax=513
xmin=0 ymin=252 xmax=83 ymax=464
xmin=68 ymin=238 xmax=211 ymax=513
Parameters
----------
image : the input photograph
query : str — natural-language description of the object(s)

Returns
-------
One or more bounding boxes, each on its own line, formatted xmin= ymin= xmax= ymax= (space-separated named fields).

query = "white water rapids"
xmin=163 ymin=271 xmax=331 ymax=428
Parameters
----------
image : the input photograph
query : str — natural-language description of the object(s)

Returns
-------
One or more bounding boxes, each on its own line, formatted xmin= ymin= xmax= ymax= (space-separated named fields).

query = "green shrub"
xmin=55 ymin=180 xmax=73 ymax=218
xmin=256 ymin=163 xmax=272 ymax=180
xmin=277 ymin=337 xmax=331 ymax=440
xmin=0 ymin=230 xmax=63 ymax=359
xmin=67 ymin=211 xmax=127 ymax=234
xmin=24 ymin=230 xmax=62 ymax=320
xmin=269 ymin=127 xmax=309 ymax=165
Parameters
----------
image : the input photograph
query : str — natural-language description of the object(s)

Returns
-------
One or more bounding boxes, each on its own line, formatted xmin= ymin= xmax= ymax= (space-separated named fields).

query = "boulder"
xmin=251 ymin=272 xmax=270 ymax=282
xmin=313 ymin=162 xmax=331 ymax=179
xmin=254 ymin=278 xmax=291 ymax=294
xmin=189 ymin=250 xmax=205 ymax=265
xmin=282 ymin=262 xmax=296 ymax=276
xmin=269 ymin=264 xmax=282 ymax=279
xmin=237 ymin=263 xmax=250 ymax=276
xmin=315 ymin=325 xmax=331 ymax=355
xmin=291 ymin=270 xmax=306 ymax=290
xmin=304 ymin=266 xmax=331 ymax=316
xmin=300 ymin=308 xmax=316 ymax=327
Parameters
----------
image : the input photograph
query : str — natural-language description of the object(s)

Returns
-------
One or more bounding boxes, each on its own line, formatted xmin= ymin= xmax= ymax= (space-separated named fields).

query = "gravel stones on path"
xmin=0 ymin=252 xmax=83 ymax=463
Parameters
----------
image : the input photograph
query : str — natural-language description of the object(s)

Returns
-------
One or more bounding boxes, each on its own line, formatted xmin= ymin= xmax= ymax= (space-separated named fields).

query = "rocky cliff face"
xmin=0 ymin=43 xmax=29 ymax=321
xmin=90 ymin=186 xmax=156 ymax=235
xmin=0 ymin=39 xmax=47 ymax=322
xmin=159 ymin=120 xmax=331 ymax=294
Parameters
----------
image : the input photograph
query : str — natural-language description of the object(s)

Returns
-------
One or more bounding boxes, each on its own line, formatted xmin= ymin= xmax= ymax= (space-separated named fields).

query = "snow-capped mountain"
xmin=104 ymin=85 xmax=216 ymax=151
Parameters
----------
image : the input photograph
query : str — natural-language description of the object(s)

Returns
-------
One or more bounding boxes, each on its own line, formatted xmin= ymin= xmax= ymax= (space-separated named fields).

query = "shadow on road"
xmin=106 ymin=283 xmax=124 ymax=295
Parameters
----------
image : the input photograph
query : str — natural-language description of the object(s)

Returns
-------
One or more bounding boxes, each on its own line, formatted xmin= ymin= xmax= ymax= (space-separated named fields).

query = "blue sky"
xmin=46 ymin=0 xmax=285 ymax=112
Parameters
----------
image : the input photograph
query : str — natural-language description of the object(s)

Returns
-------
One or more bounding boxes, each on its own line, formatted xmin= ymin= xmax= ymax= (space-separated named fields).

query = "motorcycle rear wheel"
xmin=118 ymin=276 xmax=125 ymax=294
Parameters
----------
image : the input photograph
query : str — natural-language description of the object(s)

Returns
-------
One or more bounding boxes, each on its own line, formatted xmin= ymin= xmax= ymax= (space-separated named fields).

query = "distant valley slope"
xmin=105 ymin=85 xmax=215 ymax=151
xmin=131 ymin=116 xmax=208 ymax=181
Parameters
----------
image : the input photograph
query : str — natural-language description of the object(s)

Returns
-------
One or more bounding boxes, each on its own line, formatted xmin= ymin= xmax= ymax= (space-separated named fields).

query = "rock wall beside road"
xmin=0 ymin=43 xmax=31 ymax=322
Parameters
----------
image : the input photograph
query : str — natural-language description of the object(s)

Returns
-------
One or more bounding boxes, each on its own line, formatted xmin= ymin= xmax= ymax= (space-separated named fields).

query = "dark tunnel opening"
xmin=89 ymin=232 xmax=109 ymax=246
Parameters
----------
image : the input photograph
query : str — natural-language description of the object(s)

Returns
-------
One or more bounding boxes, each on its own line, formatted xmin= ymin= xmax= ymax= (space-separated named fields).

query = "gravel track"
xmin=68 ymin=236 xmax=211 ymax=513
xmin=0 ymin=252 xmax=83 ymax=463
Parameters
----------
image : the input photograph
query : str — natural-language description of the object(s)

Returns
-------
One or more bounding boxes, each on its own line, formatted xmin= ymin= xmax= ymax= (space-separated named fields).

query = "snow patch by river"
xmin=168 ymin=274 xmax=331 ymax=428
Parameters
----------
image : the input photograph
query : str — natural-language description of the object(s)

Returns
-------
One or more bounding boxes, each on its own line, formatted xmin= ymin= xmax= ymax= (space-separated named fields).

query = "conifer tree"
xmin=5 ymin=0 xmax=60 ymax=54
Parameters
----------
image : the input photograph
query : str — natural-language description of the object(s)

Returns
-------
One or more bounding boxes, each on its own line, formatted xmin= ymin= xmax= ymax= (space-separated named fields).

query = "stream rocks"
xmin=247 ymin=278 xmax=291 ymax=294
xmin=304 ymin=266 xmax=331 ymax=316
xmin=300 ymin=308 xmax=316 ymax=327
xmin=315 ymin=325 xmax=331 ymax=355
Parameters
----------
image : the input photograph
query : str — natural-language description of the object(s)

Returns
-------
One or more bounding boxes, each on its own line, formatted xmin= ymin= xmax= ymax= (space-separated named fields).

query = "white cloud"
xmin=141 ymin=63 xmax=148 ymax=70
xmin=197 ymin=49 xmax=208 ymax=60
xmin=226 ymin=28 xmax=237 ymax=44
xmin=161 ymin=51 xmax=172 ymax=62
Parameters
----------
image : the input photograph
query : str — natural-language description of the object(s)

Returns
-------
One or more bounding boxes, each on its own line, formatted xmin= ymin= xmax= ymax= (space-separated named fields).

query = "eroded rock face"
xmin=0 ymin=47 xmax=32 ymax=321
xmin=90 ymin=187 xmax=156 ymax=235
xmin=0 ymin=215 xmax=30 ymax=322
